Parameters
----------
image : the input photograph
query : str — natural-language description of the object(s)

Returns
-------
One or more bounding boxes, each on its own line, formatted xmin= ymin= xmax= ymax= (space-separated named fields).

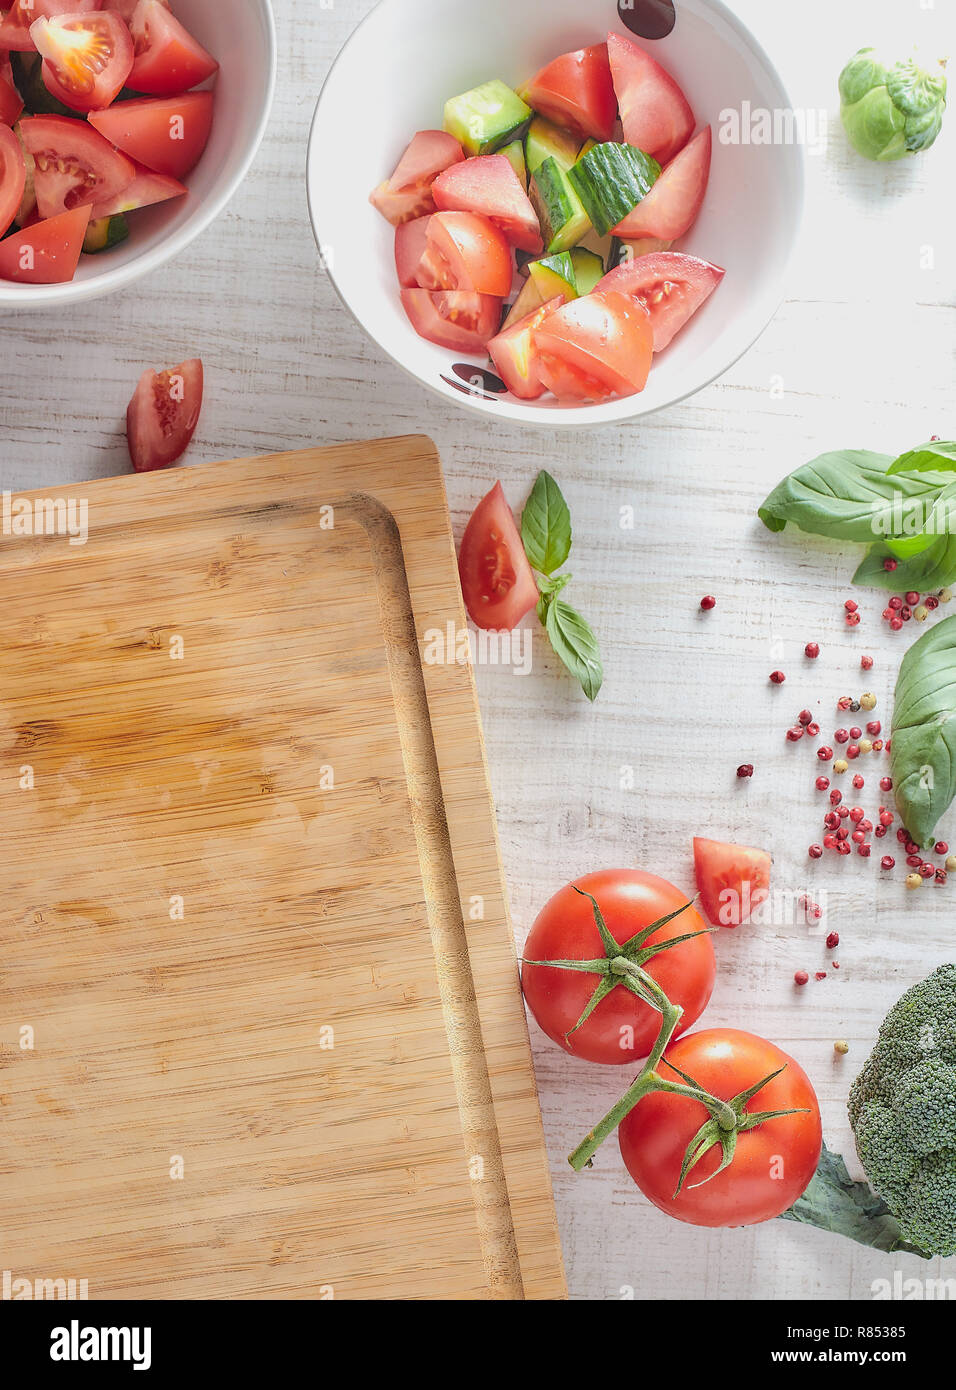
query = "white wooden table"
xmin=2 ymin=0 xmax=954 ymax=1301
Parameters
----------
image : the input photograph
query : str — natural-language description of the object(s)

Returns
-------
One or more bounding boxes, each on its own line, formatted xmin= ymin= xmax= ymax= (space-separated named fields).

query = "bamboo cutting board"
xmin=0 ymin=437 xmax=565 ymax=1302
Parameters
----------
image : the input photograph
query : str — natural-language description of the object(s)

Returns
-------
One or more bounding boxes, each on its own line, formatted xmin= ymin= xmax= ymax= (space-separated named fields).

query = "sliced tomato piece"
xmin=0 ymin=203 xmax=90 ymax=283
xmin=128 ymin=0 xmax=218 ymax=97
xmin=91 ymin=160 xmax=186 ymax=218
xmin=400 ymin=288 xmax=501 ymax=353
xmin=369 ymin=129 xmax=464 ymax=227
xmin=614 ymin=127 xmax=712 ymax=242
xmin=607 ymin=31 xmax=694 ymax=165
xmin=112 ymin=0 xmax=157 ymax=21
xmin=31 ymin=11 xmax=134 ymax=113
xmin=487 ymin=296 xmax=565 ymax=400
xmin=0 ymin=54 xmax=24 ymax=126
xmin=459 ymin=481 xmax=539 ymax=632
xmin=519 ymin=43 xmax=617 ymax=143
xmin=20 ymin=115 xmax=135 ymax=220
xmin=693 ymin=837 xmax=772 ymax=929
xmin=394 ymin=214 xmax=431 ymax=288
xmin=432 ymin=153 xmax=542 ymax=254
xmin=88 ymin=91 xmax=213 ymax=178
xmin=595 ymin=251 xmax=725 ymax=352
xmin=533 ymin=289 xmax=653 ymax=402
xmin=127 ymin=357 xmax=204 ymax=472
xmin=415 ymin=210 xmax=512 ymax=297
xmin=0 ymin=123 xmax=26 ymax=237
xmin=0 ymin=0 xmax=102 ymax=53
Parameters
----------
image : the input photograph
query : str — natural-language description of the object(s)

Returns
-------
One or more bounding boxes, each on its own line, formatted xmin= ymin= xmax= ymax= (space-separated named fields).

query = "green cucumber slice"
xmin=608 ymin=235 xmax=673 ymax=270
xmin=530 ymin=156 xmax=591 ymax=254
xmin=525 ymin=116 xmax=580 ymax=175
xmin=568 ymin=143 xmax=661 ymax=238
xmin=502 ymin=274 xmax=547 ymax=331
xmin=569 ymin=247 xmax=604 ymax=295
xmin=82 ymin=214 xmax=130 ymax=255
xmin=444 ymin=80 xmax=531 ymax=156
xmin=528 ymin=251 xmax=577 ymax=300
xmin=500 ymin=138 xmax=528 ymax=188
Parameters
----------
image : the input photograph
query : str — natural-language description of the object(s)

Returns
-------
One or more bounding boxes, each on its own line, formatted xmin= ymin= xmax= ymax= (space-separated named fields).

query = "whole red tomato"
xmin=619 ymin=1029 xmax=822 ymax=1227
xmin=521 ymin=869 xmax=715 ymax=1065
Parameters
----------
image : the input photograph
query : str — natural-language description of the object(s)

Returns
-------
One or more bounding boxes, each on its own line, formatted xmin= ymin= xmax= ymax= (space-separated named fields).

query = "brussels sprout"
xmin=839 ymin=48 xmax=947 ymax=161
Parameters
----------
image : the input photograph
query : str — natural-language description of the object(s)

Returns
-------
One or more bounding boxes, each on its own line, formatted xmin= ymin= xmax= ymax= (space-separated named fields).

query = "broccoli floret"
xmin=849 ymin=964 xmax=956 ymax=1256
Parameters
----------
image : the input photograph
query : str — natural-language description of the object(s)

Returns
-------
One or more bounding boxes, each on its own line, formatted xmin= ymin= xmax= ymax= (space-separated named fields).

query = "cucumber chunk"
xmin=82 ymin=215 xmax=130 ymax=255
xmin=444 ymin=79 xmax=532 ymax=156
xmin=502 ymin=274 xmax=547 ymax=331
xmin=530 ymin=156 xmax=591 ymax=254
xmin=525 ymin=116 xmax=580 ymax=175
xmin=528 ymin=251 xmax=577 ymax=300
xmin=500 ymin=138 xmax=528 ymax=188
xmin=608 ymin=235 xmax=673 ymax=271
xmin=569 ymin=247 xmax=604 ymax=295
xmin=10 ymin=50 xmax=82 ymax=119
xmin=568 ymin=142 xmax=661 ymax=237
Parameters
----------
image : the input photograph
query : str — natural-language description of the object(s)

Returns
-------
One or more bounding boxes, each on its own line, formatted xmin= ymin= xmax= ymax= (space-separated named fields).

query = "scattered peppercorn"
xmin=859 ymin=739 xmax=873 ymax=755
xmin=794 ymin=971 xmax=810 ymax=987
xmin=881 ymin=777 xmax=894 ymax=792
xmin=881 ymin=856 xmax=896 ymax=870
xmin=935 ymin=842 xmax=949 ymax=856
xmin=847 ymin=745 xmax=861 ymax=760
xmin=835 ymin=728 xmax=850 ymax=744
xmin=770 ymin=671 xmax=786 ymax=684
xmin=815 ymin=971 xmax=828 ymax=981
xmin=826 ymin=932 xmax=840 ymax=950
xmin=816 ymin=776 xmax=830 ymax=791
xmin=891 ymin=618 xmax=904 ymax=631
xmin=907 ymin=874 xmax=923 ymax=890
xmin=838 ymin=696 xmax=853 ymax=712
xmin=937 ymin=870 xmax=948 ymax=885
xmin=835 ymin=1040 xmax=850 ymax=1055
xmin=807 ymin=722 xmax=820 ymax=737
xmin=926 ymin=596 xmax=940 ymax=611
xmin=947 ymin=856 xmax=956 ymax=873
xmin=829 ymin=788 xmax=842 ymax=804
xmin=818 ymin=746 xmax=834 ymax=762
xmin=833 ymin=758 xmax=849 ymax=774
xmin=883 ymin=559 xmax=898 ymax=572
xmin=889 ymin=597 xmax=904 ymax=612
xmin=737 ymin=764 xmax=755 ymax=779
xmin=860 ymin=694 xmax=877 ymax=711
xmin=809 ymin=844 xmax=823 ymax=859
xmin=805 ymin=643 xmax=820 ymax=659
xmin=919 ymin=863 xmax=936 ymax=880
xmin=861 ymin=655 xmax=875 ymax=670
xmin=700 ymin=596 xmax=717 ymax=611
xmin=849 ymin=726 xmax=863 ymax=740
xmin=852 ymin=774 xmax=865 ymax=790
xmin=787 ymin=727 xmax=805 ymax=742
xmin=906 ymin=592 xmax=920 ymax=607
xmin=846 ymin=613 xmax=861 ymax=627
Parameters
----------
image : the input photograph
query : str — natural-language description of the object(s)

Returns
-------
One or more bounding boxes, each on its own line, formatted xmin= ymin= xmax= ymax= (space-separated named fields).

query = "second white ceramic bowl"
xmin=0 ymin=0 xmax=276 ymax=309
xmin=309 ymin=0 xmax=805 ymax=427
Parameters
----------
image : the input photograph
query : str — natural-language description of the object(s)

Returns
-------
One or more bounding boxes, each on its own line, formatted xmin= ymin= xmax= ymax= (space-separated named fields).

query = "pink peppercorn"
xmin=866 ymin=721 xmax=881 ymax=736
xmin=920 ymin=863 xmax=935 ymax=880
xmin=799 ymin=709 xmax=813 ymax=726
xmin=737 ymin=765 xmax=755 ymax=779
xmin=852 ymin=774 xmax=865 ymax=790
xmin=787 ymin=727 xmax=805 ymax=742
xmin=837 ymin=841 xmax=852 ymax=855
xmin=700 ymin=596 xmax=717 ymax=611
xmin=926 ymin=596 xmax=940 ymax=611
xmin=838 ymin=806 xmax=850 ymax=819
xmin=936 ymin=842 xmax=950 ymax=856
xmin=816 ymin=776 xmax=830 ymax=791
xmin=825 ymin=812 xmax=840 ymax=830
xmin=846 ymin=613 xmax=862 ymax=627
xmin=770 ymin=671 xmax=786 ymax=684
xmin=859 ymin=844 xmax=872 ymax=858
xmin=809 ymin=844 xmax=823 ymax=859
xmin=844 ymin=600 xmax=858 ymax=613
xmin=816 ymin=971 xmax=828 ymax=981
xmin=860 ymin=819 xmax=873 ymax=833
xmin=849 ymin=807 xmax=865 ymax=823
xmin=826 ymin=932 xmax=840 ymax=949
xmin=835 ymin=729 xmax=850 ymax=744
xmin=906 ymin=592 xmax=920 ymax=606
xmin=883 ymin=559 xmax=898 ymax=572
xmin=907 ymin=855 xmax=922 ymax=868
xmin=847 ymin=745 xmax=861 ymax=760
xmin=882 ymin=778 xmax=894 ymax=792
xmin=902 ymin=607 xmax=913 ymax=622
xmin=880 ymin=810 xmax=894 ymax=827
xmin=872 ymin=739 xmax=884 ymax=752
xmin=891 ymin=618 xmax=904 ymax=631
xmin=889 ymin=597 xmax=904 ymax=611
xmin=881 ymin=856 xmax=895 ymax=870
xmin=849 ymin=727 xmax=863 ymax=740
xmin=829 ymin=789 xmax=842 ymax=805
xmin=794 ymin=971 xmax=810 ymax=987
xmin=823 ymin=834 xmax=838 ymax=850
xmin=818 ymin=746 xmax=833 ymax=762
xmin=937 ymin=870 xmax=948 ymax=885
xmin=805 ymin=643 xmax=820 ymax=659
xmin=836 ymin=827 xmax=849 ymax=841
xmin=838 ymin=697 xmax=853 ymax=712
xmin=897 ymin=828 xmax=909 ymax=843
xmin=875 ymin=825 xmax=888 ymax=839
xmin=852 ymin=829 xmax=866 ymax=845
xmin=807 ymin=722 xmax=820 ymax=737
xmin=861 ymin=656 xmax=874 ymax=670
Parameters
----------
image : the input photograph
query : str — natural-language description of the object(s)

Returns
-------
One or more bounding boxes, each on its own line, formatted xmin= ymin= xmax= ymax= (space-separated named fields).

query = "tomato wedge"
xmin=20 ymin=116 xmax=135 ymax=220
xmin=127 ymin=357 xmax=204 ymax=472
xmin=394 ymin=215 xmax=431 ymax=288
xmin=0 ymin=0 xmax=102 ymax=53
xmin=693 ymin=837 xmax=771 ymax=928
xmin=614 ymin=127 xmax=712 ymax=242
xmin=432 ymin=153 xmax=543 ymax=254
xmin=0 ymin=54 xmax=24 ymax=126
xmin=458 ymin=482 xmax=539 ymax=631
xmin=0 ymin=204 xmax=91 ymax=283
xmin=400 ymin=288 xmax=501 ymax=352
xmin=596 ymin=252 xmax=725 ymax=352
xmin=607 ymin=31 xmax=695 ymax=165
xmin=91 ymin=161 xmax=186 ymax=218
xmin=415 ymin=211 xmax=512 ymax=297
xmin=487 ymin=296 xmax=565 ymax=400
xmin=519 ymin=43 xmax=617 ymax=143
xmin=534 ymin=290 xmax=653 ymax=402
xmin=370 ymin=129 xmax=464 ymax=227
xmin=128 ymin=0 xmax=218 ymax=96
xmin=88 ymin=91 xmax=213 ymax=178
xmin=0 ymin=123 xmax=26 ymax=237
xmin=31 ymin=11 xmax=134 ymax=114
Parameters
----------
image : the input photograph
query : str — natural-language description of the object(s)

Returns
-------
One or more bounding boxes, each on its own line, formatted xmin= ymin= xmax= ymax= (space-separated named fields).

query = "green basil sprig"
xmin=891 ymin=615 xmax=956 ymax=845
xmin=521 ymin=471 xmax=603 ymax=702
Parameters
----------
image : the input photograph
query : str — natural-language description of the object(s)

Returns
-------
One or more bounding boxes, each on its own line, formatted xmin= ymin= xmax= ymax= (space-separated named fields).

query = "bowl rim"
xmin=307 ymin=0 xmax=807 ymax=428
xmin=0 ymin=0 xmax=278 ymax=310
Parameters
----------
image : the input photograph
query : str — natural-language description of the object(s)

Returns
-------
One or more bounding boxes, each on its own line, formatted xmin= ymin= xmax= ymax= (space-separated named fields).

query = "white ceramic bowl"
xmin=0 ymin=0 xmax=276 ymax=308
xmin=308 ymin=0 xmax=805 ymax=426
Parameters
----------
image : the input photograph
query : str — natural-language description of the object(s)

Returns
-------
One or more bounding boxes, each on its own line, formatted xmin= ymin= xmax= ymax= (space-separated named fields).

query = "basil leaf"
xmin=854 ymin=537 xmax=956 ymax=592
xmin=779 ymin=1144 xmax=928 ymax=1258
xmin=888 ymin=440 xmax=956 ymax=475
xmin=891 ymin=615 xmax=956 ymax=844
xmin=759 ymin=450 xmax=949 ymax=543
xmin=521 ymin=471 xmax=572 ymax=577
xmin=545 ymin=600 xmax=603 ymax=702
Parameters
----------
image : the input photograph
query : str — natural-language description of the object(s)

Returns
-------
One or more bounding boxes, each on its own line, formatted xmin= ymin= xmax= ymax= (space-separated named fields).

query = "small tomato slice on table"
xmin=596 ymin=251 xmax=725 ymax=352
xmin=607 ymin=31 xmax=695 ymax=165
xmin=400 ymin=288 xmax=501 ymax=353
xmin=0 ymin=0 xmax=102 ymax=52
xmin=127 ymin=358 xmax=204 ymax=472
xmin=487 ymin=295 xmax=565 ymax=400
xmin=129 ymin=0 xmax=218 ymax=97
xmin=613 ymin=127 xmax=712 ymax=243
xmin=370 ymin=129 xmax=464 ymax=227
xmin=31 ymin=11 xmax=134 ymax=114
xmin=693 ymin=836 xmax=771 ymax=928
xmin=432 ymin=153 xmax=543 ymax=254
xmin=0 ymin=203 xmax=91 ymax=283
xmin=20 ymin=115 xmax=135 ymax=220
xmin=522 ymin=870 xmax=715 ymax=1065
xmin=394 ymin=214 xmax=431 ymax=288
xmin=89 ymin=90 xmax=213 ymax=178
xmin=0 ymin=55 xmax=24 ymax=127
xmin=519 ymin=43 xmax=617 ymax=143
xmin=619 ymin=1029 xmax=822 ymax=1227
xmin=91 ymin=161 xmax=186 ymax=218
xmin=458 ymin=481 xmax=538 ymax=631
xmin=415 ymin=210 xmax=512 ymax=297
xmin=0 ymin=123 xmax=26 ymax=237
xmin=534 ymin=289 xmax=653 ymax=402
